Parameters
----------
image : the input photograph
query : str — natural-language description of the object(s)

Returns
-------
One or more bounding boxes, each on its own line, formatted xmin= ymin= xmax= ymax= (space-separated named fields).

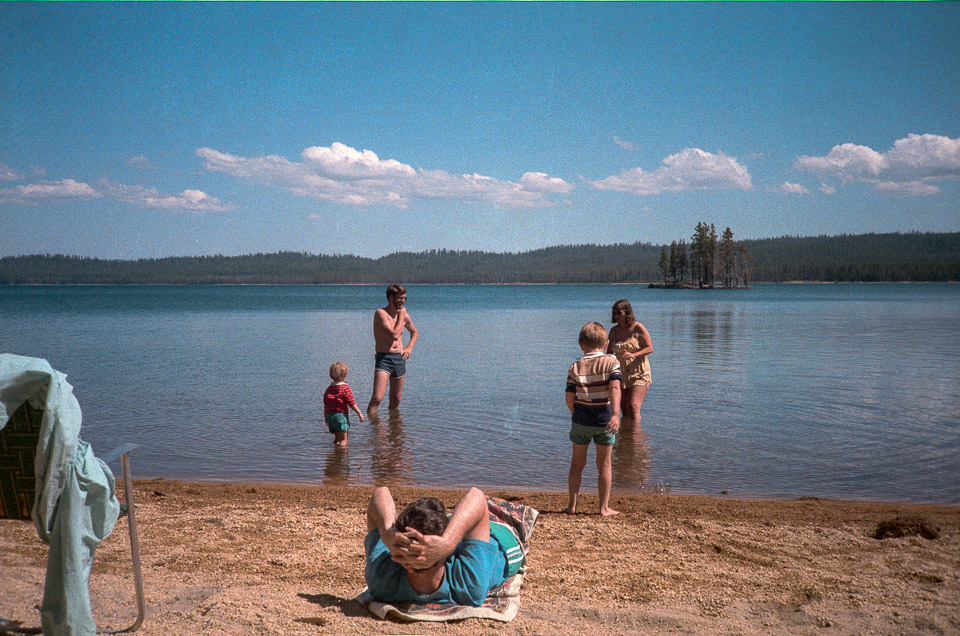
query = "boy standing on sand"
xmin=367 ymin=284 xmax=418 ymax=416
xmin=565 ymin=322 xmax=622 ymax=516
xmin=324 ymin=361 xmax=364 ymax=446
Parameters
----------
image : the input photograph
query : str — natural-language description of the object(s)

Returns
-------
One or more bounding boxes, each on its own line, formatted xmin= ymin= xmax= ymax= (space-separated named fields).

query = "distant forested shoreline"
xmin=1 ymin=232 xmax=958 ymax=285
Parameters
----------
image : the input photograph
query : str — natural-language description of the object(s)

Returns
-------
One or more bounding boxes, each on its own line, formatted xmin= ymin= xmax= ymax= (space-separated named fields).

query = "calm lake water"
xmin=2 ymin=284 xmax=958 ymax=504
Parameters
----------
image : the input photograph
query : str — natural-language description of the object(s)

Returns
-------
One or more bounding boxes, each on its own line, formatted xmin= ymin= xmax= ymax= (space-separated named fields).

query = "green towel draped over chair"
xmin=0 ymin=354 xmax=121 ymax=636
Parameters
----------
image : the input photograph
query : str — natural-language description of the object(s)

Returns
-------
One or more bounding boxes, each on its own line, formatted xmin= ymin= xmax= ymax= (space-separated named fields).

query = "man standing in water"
xmin=368 ymin=284 xmax=418 ymax=416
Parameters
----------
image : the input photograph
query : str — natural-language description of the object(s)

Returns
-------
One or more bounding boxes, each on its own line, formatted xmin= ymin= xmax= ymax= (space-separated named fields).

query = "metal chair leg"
xmin=98 ymin=452 xmax=145 ymax=633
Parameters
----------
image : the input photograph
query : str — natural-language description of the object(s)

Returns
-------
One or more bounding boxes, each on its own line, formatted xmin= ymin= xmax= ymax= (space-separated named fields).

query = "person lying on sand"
xmin=364 ymin=486 xmax=512 ymax=606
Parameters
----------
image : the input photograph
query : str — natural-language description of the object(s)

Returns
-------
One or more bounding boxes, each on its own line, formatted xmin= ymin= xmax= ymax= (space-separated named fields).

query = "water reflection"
xmin=691 ymin=308 xmax=740 ymax=363
xmin=323 ymin=445 xmax=352 ymax=484
xmin=612 ymin=415 xmax=651 ymax=490
xmin=368 ymin=410 xmax=410 ymax=485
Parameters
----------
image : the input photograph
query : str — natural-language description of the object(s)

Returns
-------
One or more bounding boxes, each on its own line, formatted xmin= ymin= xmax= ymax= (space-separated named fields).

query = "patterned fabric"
xmin=611 ymin=336 xmax=652 ymax=388
xmin=357 ymin=496 xmax=539 ymax=623
xmin=566 ymin=352 xmax=622 ymax=407
xmin=322 ymin=383 xmax=356 ymax=415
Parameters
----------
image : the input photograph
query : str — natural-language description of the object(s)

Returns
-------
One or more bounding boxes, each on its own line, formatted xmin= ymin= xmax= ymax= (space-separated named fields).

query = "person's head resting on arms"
xmin=395 ymin=497 xmax=447 ymax=572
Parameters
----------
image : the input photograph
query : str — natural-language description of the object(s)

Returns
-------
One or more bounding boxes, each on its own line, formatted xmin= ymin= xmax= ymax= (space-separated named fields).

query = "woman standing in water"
xmin=607 ymin=299 xmax=653 ymax=421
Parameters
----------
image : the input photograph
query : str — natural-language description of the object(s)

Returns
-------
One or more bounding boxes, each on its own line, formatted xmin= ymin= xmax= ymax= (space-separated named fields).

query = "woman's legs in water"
xmin=622 ymin=384 xmax=649 ymax=421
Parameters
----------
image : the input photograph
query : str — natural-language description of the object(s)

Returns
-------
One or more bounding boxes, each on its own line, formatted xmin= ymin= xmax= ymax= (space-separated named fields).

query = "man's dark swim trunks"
xmin=374 ymin=352 xmax=406 ymax=378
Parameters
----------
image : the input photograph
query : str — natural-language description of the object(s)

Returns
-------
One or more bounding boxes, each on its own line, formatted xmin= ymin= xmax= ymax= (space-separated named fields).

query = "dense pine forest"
xmin=1 ymin=232 xmax=957 ymax=285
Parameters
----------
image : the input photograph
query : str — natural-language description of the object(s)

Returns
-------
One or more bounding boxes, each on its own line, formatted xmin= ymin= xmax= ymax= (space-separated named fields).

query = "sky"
xmin=1 ymin=2 xmax=958 ymax=259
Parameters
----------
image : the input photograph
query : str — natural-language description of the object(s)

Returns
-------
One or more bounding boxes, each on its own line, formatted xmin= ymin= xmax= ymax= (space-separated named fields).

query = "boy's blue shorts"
xmin=326 ymin=412 xmax=349 ymax=433
xmin=569 ymin=421 xmax=616 ymax=446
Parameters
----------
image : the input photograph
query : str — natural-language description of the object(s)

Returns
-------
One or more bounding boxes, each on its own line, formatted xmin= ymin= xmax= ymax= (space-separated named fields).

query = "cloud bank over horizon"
xmin=1 ymin=134 xmax=956 ymax=218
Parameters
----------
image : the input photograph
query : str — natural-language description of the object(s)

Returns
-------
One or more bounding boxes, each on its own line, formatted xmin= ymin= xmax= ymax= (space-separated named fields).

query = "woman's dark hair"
xmin=396 ymin=497 xmax=448 ymax=536
xmin=611 ymin=299 xmax=636 ymax=325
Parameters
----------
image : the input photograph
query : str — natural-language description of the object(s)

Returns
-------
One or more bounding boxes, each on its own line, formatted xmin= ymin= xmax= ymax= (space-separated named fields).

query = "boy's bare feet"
xmin=600 ymin=507 xmax=619 ymax=517
xmin=562 ymin=506 xmax=577 ymax=515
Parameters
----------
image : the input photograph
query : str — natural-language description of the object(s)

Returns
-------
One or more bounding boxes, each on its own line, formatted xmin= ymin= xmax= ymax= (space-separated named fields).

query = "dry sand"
xmin=2 ymin=480 xmax=958 ymax=635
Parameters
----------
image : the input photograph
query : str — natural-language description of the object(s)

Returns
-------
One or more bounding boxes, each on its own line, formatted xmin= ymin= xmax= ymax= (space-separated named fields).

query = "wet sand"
xmin=1 ymin=479 xmax=958 ymax=635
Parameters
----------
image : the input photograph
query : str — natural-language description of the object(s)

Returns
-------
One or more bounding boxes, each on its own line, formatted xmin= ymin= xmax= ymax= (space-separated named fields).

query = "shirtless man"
xmin=367 ymin=284 xmax=418 ymax=416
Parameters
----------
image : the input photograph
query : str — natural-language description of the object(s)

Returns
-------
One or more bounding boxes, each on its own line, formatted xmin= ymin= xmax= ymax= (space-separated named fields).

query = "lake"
xmin=2 ymin=283 xmax=958 ymax=504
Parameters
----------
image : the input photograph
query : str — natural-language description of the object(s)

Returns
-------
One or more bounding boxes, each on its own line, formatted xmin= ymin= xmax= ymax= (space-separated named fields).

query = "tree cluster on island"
xmin=655 ymin=223 xmax=753 ymax=289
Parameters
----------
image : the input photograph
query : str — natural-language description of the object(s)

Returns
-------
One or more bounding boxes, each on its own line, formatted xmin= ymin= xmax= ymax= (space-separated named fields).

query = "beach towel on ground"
xmin=0 ymin=354 xmax=121 ymax=636
xmin=356 ymin=496 xmax=539 ymax=622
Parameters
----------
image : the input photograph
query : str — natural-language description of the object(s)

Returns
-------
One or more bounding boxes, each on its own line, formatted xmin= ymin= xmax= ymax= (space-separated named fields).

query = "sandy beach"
xmin=1 ymin=479 xmax=958 ymax=635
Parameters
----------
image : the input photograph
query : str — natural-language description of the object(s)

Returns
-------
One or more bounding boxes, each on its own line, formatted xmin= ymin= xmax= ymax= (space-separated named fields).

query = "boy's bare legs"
xmin=367 ymin=370 xmax=389 ymax=416
xmin=388 ymin=376 xmax=405 ymax=410
xmin=596 ymin=444 xmax=619 ymax=516
xmin=334 ymin=431 xmax=348 ymax=447
xmin=564 ymin=443 xmax=589 ymax=514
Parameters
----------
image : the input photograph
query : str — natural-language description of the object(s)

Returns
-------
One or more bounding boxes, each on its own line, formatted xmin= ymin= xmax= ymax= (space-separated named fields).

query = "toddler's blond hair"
xmin=329 ymin=361 xmax=348 ymax=382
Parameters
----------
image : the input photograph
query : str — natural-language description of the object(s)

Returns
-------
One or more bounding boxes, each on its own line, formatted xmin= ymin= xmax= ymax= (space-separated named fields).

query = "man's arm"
xmin=565 ymin=391 xmax=576 ymax=414
xmin=401 ymin=313 xmax=418 ymax=359
xmin=401 ymin=487 xmax=489 ymax=569
xmin=367 ymin=487 xmax=413 ymax=554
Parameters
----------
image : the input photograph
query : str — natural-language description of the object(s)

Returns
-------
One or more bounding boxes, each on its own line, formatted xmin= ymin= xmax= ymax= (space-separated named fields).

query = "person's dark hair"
xmin=386 ymin=284 xmax=407 ymax=301
xmin=611 ymin=299 xmax=636 ymax=325
xmin=396 ymin=497 xmax=448 ymax=536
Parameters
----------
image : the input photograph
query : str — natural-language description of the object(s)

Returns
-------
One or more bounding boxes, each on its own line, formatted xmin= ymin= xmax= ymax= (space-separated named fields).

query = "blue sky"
xmin=1 ymin=2 xmax=958 ymax=259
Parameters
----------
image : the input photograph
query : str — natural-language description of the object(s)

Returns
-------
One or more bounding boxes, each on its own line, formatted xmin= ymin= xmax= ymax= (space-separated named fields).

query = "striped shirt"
xmin=323 ymin=382 xmax=357 ymax=415
xmin=566 ymin=352 xmax=622 ymax=426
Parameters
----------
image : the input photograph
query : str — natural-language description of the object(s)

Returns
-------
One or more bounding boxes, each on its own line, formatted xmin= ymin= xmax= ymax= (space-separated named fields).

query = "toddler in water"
xmin=323 ymin=361 xmax=364 ymax=446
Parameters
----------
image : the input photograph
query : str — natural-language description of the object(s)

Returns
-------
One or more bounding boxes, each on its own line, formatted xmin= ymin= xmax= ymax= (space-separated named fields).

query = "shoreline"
xmin=2 ymin=479 xmax=958 ymax=635
xmin=130 ymin=474 xmax=960 ymax=507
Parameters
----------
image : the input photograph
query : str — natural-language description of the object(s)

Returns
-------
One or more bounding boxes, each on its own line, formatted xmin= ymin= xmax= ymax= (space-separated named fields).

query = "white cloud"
xmin=613 ymin=136 xmax=637 ymax=152
xmin=820 ymin=183 xmax=837 ymax=195
xmin=197 ymin=143 xmax=572 ymax=210
xmin=519 ymin=172 xmax=575 ymax=194
xmin=98 ymin=179 xmax=234 ymax=212
xmin=591 ymin=148 xmax=752 ymax=195
xmin=794 ymin=134 xmax=960 ymax=196
xmin=0 ymin=176 xmax=232 ymax=213
xmin=0 ymin=179 xmax=102 ymax=204
xmin=795 ymin=143 xmax=887 ymax=180
xmin=0 ymin=162 xmax=25 ymax=182
xmin=778 ymin=182 xmax=811 ymax=195
xmin=885 ymin=134 xmax=960 ymax=177
xmin=302 ymin=142 xmax=417 ymax=180
xmin=128 ymin=155 xmax=156 ymax=170
xmin=875 ymin=180 xmax=940 ymax=196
